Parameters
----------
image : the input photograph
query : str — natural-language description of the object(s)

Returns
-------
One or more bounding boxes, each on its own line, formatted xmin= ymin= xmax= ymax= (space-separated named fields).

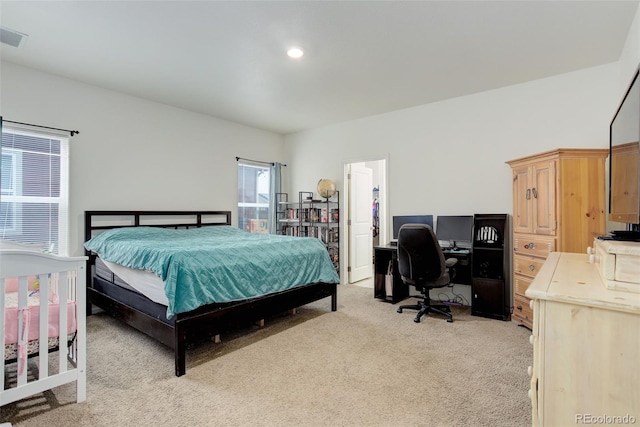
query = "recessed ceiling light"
xmin=287 ymin=47 xmax=304 ymax=59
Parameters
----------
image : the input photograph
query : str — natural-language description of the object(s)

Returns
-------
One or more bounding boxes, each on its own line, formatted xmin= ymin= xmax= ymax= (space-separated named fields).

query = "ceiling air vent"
xmin=0 ymin=26 xmax=28 ymax=48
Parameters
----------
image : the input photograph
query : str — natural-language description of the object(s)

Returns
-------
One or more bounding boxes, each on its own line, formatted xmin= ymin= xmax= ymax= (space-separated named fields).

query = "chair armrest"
xmin=444 ymin=258 xmax=458 ymax=268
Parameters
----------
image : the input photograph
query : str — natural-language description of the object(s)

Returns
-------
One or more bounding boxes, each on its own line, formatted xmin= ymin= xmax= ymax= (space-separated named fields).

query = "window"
xmin=0 ymin=126 xmax=69 ymax=255
xmin=1 ymin=149 xmax=20 ymax=233
xmin=237 ymin=162 xmax=271 ymax=233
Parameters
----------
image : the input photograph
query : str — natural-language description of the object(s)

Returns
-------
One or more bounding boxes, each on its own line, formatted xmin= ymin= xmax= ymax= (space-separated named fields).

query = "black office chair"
xmin=396 ymin=224 xmax=457 ymax=323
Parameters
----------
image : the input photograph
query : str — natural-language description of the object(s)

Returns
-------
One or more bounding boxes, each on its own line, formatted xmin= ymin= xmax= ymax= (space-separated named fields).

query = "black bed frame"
xmin=84 ymin=210 xmax=338 ymax=376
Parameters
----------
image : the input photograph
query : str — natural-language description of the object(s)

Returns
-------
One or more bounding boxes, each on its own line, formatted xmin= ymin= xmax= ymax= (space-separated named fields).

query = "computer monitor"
xmin=392 ymin=215 xmax=434 ymax=240
xmin=435 ymin=215 xmax=474 ymax=249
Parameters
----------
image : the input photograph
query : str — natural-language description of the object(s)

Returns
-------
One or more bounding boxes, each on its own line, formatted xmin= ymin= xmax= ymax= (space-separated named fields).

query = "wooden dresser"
xmin=506 ymin=148 xmax=608 ymax=329
xmin=525 ymin=251 xmax=639 ymax=426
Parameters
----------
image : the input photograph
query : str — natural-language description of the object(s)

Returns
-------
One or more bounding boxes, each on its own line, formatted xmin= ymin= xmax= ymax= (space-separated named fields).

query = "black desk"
xmin=374 ymin=245 xmax=472 ymax=303
xmin=441 ymin=248 xmax=472 ymax=286
xmin=373 ymin=245 xmax=407 ymax=303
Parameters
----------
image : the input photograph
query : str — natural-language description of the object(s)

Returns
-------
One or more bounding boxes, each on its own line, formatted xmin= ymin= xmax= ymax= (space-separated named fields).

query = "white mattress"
xmin=101 ymin=259 xmax=169 ymax=306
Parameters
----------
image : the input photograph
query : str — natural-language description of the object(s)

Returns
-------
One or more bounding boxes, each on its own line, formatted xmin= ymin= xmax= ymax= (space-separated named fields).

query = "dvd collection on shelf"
xmin=276 ymin=191 xmax=340 ymax=272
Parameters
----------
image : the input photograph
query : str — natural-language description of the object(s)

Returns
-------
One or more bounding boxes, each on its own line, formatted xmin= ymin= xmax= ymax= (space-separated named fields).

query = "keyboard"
xmin=443 ymin=248 xmax=470 ymax=254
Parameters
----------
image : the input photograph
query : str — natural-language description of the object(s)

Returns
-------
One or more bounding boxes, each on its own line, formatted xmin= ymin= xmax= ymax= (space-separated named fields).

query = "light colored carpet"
xmin=2 ymin=284 xmax=532 ymax=426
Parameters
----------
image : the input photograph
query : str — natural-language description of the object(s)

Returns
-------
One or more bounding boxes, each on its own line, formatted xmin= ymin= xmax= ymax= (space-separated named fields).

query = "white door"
xmin=348 ymin=163 xmax=373 ymax=283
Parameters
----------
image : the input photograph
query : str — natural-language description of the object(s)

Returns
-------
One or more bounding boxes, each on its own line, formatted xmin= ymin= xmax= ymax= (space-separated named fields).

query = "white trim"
xmin=1 ymin=127 xmax=70 ymax=255
xmin=3 ymin=122 xmax=71 ymax=139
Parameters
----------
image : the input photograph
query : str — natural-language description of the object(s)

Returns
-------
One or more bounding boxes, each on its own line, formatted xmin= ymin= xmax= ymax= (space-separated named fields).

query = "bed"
xmin=84 ymin=210 xmax=339 ymax=377
xmin=1 ymin=242 xmax=87 ymax=407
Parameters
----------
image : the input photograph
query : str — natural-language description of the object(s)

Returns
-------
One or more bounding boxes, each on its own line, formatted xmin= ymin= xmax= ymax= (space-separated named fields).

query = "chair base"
xmin=397 ymin=299 xmax=453 ymax=323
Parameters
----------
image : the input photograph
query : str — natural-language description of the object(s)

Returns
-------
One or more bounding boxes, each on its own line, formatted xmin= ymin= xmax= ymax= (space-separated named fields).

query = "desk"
xmin=441 ymin=248 xmax=472 ymax=285
xmin=373 ymin=245 xmax=407 ymax=303
xmin=374 ymin=245 xmax=472 ymax=303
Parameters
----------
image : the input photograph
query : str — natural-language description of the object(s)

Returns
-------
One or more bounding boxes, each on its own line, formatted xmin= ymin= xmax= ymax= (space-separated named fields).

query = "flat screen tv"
xmin=609 ymin=67 xmax=640 ymax=236
xmin=435 ymin=215 xmax=474 ymax=249
xmin=392 ymin=215 xmax=434 ymax=240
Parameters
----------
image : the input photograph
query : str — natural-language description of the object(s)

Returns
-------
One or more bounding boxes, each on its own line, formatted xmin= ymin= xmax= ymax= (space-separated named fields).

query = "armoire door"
xmin=512 ymin=165 xmax=532 ymax=234
xmin=531 ymin=160 xmax=556 ymax=236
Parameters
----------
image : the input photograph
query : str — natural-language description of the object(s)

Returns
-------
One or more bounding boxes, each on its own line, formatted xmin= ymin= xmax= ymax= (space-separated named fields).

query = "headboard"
xmin=84 ymin=209 xmax=232 ymax=258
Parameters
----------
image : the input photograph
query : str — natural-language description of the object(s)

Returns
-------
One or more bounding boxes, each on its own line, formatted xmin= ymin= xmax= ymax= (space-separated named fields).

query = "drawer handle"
xmin=516 ymin=305 xmax=523 ymax=311
xmin=529 ymin=264 xmax=536 ymax=271
xmin=526 ymin=189 xmax=531 ymax=200
xmin=532 ymin=188 xmax=538 ymax=199
xmin=524 ymin=242 xmax=536 ymax=250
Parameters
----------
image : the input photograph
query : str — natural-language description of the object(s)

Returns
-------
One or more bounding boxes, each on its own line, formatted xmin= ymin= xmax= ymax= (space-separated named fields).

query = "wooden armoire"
xmin=506 ymin=148 xmax=609 ymax=329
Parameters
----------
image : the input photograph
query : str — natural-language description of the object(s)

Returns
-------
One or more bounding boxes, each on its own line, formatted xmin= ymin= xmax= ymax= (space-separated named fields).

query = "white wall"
xmin=285 ymin=64 xmax=620 ymax=228
xmin=0 ymin=62 xmax=285 ymax=256
xmin=3 ymin=6 xmax=640 ymax=257
xmin=619 ymin=5 xmax=640 ymax=96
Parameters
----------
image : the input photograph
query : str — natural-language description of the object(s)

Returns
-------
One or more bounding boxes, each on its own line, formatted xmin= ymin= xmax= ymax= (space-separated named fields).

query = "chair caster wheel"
xmin=413 ymin=318 xmax=421 ymax=323
xmin=397 ymin=308 xmax=403 ymax=313
xmin=446 ymin=319 xmax=453 ymax=323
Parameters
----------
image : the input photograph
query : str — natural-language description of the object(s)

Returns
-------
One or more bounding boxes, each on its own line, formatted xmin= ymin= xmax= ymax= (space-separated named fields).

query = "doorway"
xmin=343 ymin=158 xmax=388 ymax=287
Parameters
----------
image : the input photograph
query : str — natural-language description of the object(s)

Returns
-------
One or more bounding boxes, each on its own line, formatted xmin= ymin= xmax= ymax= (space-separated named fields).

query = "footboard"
xmin=0 ymin=248 xmax=87 ymax=407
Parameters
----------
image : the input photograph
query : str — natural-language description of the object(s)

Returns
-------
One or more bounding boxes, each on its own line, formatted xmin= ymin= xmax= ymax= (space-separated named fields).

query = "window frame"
xmin=237 ymin=161 xmax=271 ymax=233
xmin=1 ymin=149 xmax=21 ymax=234
xmin=0 ymin=125 xmax=70 ymax=255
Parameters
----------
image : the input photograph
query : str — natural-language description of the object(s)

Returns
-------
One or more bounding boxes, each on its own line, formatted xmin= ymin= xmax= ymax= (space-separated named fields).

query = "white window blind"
xmin=237 ymin=162 xmax=271 ymax=233
xmin=0 ymin=126 xmax=69 ymax=255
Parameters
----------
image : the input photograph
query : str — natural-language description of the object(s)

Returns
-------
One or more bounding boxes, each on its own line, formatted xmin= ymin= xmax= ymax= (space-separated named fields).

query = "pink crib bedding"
xmin=3 ymin=277 xmax=77 ymax=361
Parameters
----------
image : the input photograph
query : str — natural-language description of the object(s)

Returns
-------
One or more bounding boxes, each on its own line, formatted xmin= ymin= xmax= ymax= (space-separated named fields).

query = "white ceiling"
xmin=1 ymin=1 xmax=638 ymax=135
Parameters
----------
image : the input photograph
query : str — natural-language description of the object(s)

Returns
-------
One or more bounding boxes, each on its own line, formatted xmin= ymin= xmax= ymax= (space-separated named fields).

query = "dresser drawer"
xmin=514 ymin=254 xmax=546 ymax=279
xmin=514 ymin=274 xmax=533 ymax=296
xmin=513 ymin=294 xmax=533 ymax=325
xmin=514 ymin=234 xmax=555 ymax=258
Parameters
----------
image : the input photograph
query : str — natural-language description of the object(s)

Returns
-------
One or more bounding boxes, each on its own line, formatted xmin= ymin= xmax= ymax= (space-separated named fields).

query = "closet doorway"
xmin=344 ymin=158 xmax=387 ymax=287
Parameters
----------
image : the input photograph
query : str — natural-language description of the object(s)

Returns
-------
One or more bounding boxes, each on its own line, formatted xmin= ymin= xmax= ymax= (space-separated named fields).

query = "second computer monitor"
xmin=436 ymin=215 xmax=474 ymax=248
xmin=392 ymin=215 xmax=434 ymax=240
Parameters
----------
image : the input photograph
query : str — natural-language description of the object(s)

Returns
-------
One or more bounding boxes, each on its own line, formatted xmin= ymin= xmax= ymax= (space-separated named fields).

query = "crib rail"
xmin=0 ymin=249 xmax=87 ymax=407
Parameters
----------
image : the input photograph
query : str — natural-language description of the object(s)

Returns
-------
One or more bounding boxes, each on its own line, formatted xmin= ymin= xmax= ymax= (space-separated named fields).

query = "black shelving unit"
xmin=275 ymin=192 xmax=296 ymax=235
xmin=471 ymin=214 xmax=511 ymax=320
xmin=276 ymin=191 xmax=340 ymax=274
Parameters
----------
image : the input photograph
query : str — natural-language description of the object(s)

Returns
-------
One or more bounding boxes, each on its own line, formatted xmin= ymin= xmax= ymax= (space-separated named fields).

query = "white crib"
xmin=1 ymin=244 xmax=87 ymax=407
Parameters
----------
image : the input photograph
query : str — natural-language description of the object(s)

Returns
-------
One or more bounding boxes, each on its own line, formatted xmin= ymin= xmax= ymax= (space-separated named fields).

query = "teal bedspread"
xmin=84 ymin=226 xmax=339 ymax=317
